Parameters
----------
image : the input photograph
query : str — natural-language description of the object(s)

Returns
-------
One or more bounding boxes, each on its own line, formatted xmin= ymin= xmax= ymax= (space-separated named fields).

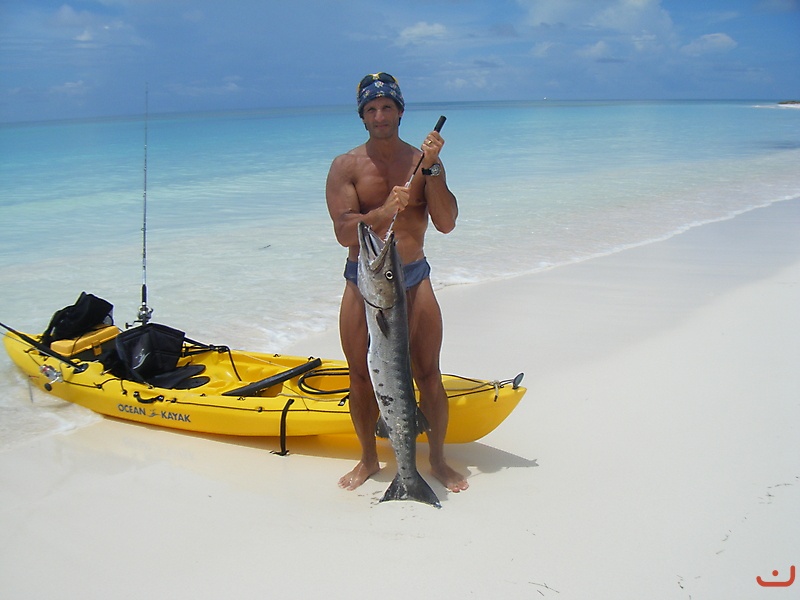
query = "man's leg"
xmin=338 ymin=282 xmax=381 ymax=490
xmin=408 ymin=280 xmax=469 ymax=492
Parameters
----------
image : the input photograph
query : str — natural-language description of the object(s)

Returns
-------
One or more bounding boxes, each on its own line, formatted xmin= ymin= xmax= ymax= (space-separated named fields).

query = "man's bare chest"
xmin=354 ymin=161 xmax=422 ymax=210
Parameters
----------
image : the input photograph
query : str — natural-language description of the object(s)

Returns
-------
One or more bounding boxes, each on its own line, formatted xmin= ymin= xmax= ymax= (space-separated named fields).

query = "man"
xmin=325 ymin=72 xmax=467 ymax=493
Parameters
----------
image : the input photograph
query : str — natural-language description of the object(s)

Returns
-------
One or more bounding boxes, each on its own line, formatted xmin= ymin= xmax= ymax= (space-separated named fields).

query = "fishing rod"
xmin=135 ymin=84 xmax=153 ymax=326
xmin=385 ymin=115 xmax=446 ymax=241
xmin=0 ymin=321 xmax=88 ymax=373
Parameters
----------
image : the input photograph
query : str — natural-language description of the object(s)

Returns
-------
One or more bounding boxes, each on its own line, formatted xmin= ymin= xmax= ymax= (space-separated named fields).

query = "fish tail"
xmin=380 ymin=472 xmax=441 ymax=508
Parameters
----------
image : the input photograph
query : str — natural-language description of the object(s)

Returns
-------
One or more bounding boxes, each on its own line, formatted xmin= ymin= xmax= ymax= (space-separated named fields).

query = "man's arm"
xmin=326 ymin=154 xmax=409 ymax=247
xmin=419 ymin=131 xmax=458 ymax=234
xmin=423 ymin=167 xmax=458 ymax=233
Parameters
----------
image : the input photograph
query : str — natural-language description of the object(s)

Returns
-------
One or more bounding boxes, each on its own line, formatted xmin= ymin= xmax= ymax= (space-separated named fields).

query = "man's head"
xmin=357 ymin=72 xmax=404 ymax=118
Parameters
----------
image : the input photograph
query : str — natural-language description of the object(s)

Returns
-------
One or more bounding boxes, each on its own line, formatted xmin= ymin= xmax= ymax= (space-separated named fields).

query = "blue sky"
xmin=1 ymin=0 xmax=798 ymax=122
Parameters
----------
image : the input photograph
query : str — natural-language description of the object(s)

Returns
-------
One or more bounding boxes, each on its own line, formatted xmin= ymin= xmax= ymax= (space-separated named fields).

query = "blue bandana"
xmin=357 ymin=77 xmax=405 ymax=117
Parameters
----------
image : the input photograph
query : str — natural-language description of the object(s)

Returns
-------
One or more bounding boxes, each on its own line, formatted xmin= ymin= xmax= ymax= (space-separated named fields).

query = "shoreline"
xmin=2 ymin=199 xmax=799 ymax=598
xmin=430 ymin=193 xmax=800 ymax=292
xmin=287 ymin=197 xmax=800 ymax=374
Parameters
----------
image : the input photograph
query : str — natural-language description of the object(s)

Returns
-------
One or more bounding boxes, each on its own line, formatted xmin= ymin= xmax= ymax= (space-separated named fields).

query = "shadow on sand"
xmin=101 ymin=414 xmax=539 ymax=476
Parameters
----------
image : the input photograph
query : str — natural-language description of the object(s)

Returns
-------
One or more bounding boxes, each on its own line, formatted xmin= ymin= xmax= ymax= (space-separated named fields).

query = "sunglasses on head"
xmin=358 ymin=72 xmax=398 ymax=93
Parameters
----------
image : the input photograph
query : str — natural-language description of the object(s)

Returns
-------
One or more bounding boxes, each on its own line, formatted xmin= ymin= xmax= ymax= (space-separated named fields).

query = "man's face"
xmin=361 ymin=98 xmax=403 ymax=138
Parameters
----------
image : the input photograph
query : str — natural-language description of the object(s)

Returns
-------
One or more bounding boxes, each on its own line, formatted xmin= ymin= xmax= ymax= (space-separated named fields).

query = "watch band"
xmin=421 ymin=163 xmax=442 ymax=176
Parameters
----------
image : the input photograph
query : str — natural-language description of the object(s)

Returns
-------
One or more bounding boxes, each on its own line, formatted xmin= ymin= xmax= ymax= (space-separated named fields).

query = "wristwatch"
xmin=421 ymin=163 xmax=442 ymax=177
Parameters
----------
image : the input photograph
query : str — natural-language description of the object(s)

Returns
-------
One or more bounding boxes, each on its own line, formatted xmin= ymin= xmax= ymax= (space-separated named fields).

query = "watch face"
xmin=429 ymin=164 xmax=442 ymax=176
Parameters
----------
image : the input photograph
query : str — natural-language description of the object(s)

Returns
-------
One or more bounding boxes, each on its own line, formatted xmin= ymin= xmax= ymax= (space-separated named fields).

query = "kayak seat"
xmin=41 ymin=292 xmax=114 ymax=347
xmin=147 ymin=363 xmax=208 ymax=390
xmin=104 ymin=323 xmax=212 ymax=390
xmin=223 ymin=357 xmax=323 ymax=397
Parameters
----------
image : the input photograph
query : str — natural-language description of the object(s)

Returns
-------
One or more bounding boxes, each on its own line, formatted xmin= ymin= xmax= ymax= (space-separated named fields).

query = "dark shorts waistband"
xmin=344 ymin=258 xmax=431 ymax=290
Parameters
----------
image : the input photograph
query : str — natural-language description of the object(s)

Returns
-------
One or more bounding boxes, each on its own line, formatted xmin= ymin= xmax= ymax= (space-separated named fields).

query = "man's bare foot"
xmin=432 ymin=461 xmax=469 ymax=493
xmin=338 ymin=461 xmax=380 ymax=491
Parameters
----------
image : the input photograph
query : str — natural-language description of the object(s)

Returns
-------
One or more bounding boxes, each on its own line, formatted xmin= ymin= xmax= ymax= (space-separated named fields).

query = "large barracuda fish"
xmin=357 ymin=221 xmax=441 ymax=508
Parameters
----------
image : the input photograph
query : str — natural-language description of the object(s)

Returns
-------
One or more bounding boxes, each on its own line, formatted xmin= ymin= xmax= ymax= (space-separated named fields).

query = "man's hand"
xmin=421 ymin=131 xmax=444 ymax=168
xmin=385 ymin=185 xmax=410 ymax=214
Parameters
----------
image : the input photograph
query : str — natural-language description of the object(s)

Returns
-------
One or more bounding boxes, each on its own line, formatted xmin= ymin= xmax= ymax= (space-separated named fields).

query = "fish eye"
xmin=385 ymin=270 xmax=394 ymax=280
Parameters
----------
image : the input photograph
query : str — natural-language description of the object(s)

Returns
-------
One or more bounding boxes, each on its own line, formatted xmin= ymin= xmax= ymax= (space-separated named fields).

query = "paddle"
xmin=0 ymin=320 xmax=88 ymax=373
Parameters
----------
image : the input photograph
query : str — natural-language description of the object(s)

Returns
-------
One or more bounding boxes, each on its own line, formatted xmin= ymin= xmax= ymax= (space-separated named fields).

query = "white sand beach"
xmin=1 ymin=199 xmax=798 ymax=599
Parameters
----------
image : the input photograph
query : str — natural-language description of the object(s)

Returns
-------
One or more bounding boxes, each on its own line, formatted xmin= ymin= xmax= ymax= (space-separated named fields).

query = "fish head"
xmin=357 ymin=222 xmax=405 ymax=309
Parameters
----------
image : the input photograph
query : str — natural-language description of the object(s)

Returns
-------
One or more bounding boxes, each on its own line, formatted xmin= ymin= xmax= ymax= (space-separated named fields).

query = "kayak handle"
xmin=133 ymin=391 xmax=164 ymax=404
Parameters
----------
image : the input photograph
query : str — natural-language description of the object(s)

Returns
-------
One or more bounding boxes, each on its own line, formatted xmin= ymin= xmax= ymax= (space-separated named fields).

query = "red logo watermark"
xmin=756 ymin=565 xmax=795 ymax=588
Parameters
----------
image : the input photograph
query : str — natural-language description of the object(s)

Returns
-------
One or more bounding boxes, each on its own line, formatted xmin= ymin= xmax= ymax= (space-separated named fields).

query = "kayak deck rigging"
xmin=4 ymin=318 xmax=526 ymax=445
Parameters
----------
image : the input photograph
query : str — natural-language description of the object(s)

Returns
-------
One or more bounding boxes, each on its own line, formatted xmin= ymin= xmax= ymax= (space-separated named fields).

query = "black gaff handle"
xmin=389 ymin=116 xmax=449 ymax=241
xmin=407 ymin=115 xmax=447 ymax=184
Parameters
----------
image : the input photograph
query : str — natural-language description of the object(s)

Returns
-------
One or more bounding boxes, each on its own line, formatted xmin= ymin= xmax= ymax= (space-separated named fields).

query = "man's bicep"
xmin=326 ymin=158 xmax=361 ymax=245
xmin=326 ymin=158 xmax=359 ymax=215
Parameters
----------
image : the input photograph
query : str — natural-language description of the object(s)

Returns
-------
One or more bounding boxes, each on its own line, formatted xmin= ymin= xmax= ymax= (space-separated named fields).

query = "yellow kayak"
xmin=3 ymin=323 xmax=526 ymax=445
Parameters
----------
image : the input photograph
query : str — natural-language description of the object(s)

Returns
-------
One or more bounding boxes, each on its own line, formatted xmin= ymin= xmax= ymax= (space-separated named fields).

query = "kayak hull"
xmin=3 ymin=329 xmax=526 ymax=444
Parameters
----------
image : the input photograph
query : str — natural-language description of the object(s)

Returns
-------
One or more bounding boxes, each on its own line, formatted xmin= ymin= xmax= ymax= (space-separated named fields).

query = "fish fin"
xmin=375 ymin=416 xmax=390 ymax=439
xmin=375 ymin=409 xmax=426 ymax=438
xmin=380 ymin=472 xmax=441 ymax=508
xmin=415 ymin=406 xmax=431 ymax=435
xmin=376 ymin=310 xmax=390 ymax=337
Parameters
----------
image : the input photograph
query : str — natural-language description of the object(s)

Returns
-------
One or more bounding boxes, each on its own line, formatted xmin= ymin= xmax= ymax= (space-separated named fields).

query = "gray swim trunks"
xmin=344 ymin=258 xmax=431 ymax=289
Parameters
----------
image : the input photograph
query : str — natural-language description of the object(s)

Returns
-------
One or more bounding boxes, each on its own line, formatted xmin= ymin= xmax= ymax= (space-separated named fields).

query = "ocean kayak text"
xmin=117 ymin=404 xmax=191 ymax=422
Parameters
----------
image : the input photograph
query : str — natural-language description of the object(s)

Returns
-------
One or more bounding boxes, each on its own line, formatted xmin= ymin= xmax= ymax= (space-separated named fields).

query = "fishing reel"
xmin=137 ymin=303 xmax=153 ymax=324
xmin=40 ymin=364 xmax=63 ymax=391
xmin=126 ymin=303 xmax=153 ymax=328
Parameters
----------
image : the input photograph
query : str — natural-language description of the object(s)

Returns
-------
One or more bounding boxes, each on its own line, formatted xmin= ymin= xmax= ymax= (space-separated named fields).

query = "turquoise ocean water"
xmin=2 ymin=100 xmax=799 ymax=447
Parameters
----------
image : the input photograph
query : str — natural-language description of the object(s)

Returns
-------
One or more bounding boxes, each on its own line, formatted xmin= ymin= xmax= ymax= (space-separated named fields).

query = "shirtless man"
xmin=325 ymin=72 xmax=468 ymax=493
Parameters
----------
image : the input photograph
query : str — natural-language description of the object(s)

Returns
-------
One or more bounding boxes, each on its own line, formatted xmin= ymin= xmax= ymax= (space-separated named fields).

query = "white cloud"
xmin=75 ymin=29 xmax=93 ymax=43
xmin=532 ymin=41 xmax=556 ymax=58
xmin=706 ymin=11 xmax=740 ymax=23
xmin=168 ymin=77 xmax=243 ymax=97
xmin=182 ymin=10 xmax=205 ymax=23
xmin=397 ymin=22 xmax=448 ymax=46
xmin=518 ymin=0 xmax=673 ymax=35
xmin=577 ymin=40 xmax=612 ymax=60
xmin=53 ymin=5 xmax=91 ymax=28
xmin=632 ymin=32 xmax=660 ymax=52
xmin=758 ymin=0 xmax=799 ymax=12
xmin=517 ymin=0 xmax=589 ymax=28
xmin=681 ymin=33 xmax=737 ymax=56
xmin=49 ymin=80 xmax=89 ymax=97
xmin=518 ymin=0 xmax=677 ymax=57
xmin=49 ymin=4 xmax=140 ymax=49
xmin=591 ymin=0 xmax=674 ymax=35
xmin=446 ymin=72 xmax=489 ymax=90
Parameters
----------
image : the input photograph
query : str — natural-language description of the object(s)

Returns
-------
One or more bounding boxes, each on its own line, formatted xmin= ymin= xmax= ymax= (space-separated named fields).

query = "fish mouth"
xmin=357 ymin=222 xmax=392 ymax=272
xmin=357 ymin=222 xmax=400 ymax=310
